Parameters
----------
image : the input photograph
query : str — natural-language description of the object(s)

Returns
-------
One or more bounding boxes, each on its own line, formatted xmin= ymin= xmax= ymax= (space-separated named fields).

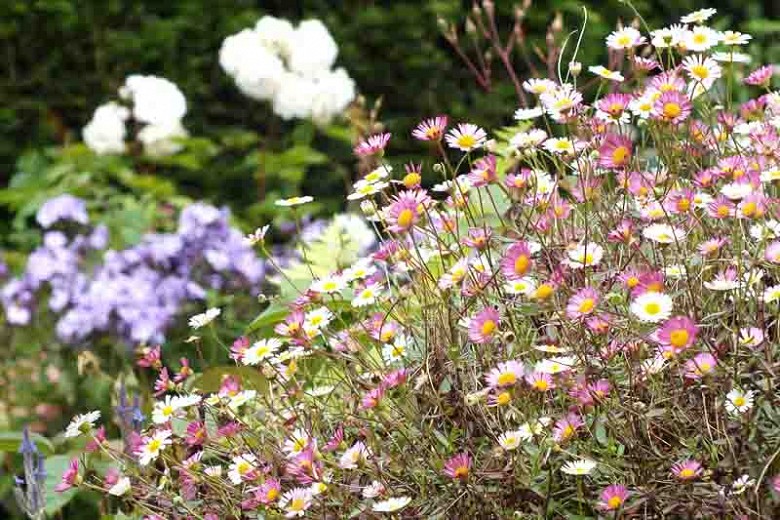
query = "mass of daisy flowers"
xmin=15 ymin=6 xmax=780 ymax=519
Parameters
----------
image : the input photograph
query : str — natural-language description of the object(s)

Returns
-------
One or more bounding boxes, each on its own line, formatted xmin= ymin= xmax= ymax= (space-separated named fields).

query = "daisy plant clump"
xmin=44 ymin=7 xmax=780 ymax=519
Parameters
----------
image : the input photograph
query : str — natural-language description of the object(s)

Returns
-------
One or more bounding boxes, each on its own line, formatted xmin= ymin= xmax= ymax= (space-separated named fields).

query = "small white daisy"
xmin=188 ymin=307 xmax=221 ymax=329
xmin=630 ymin=292 xmax=674 ymax=323
xmin=64 ymin=410 xmax=101 ymax=438
xmin=275 ymin=196 xmax=314 ymax=207
xmin=589 ymin=65 xmax=625 ymax=82
xmin=372 ymin=496 xmax=412 ymax=513
xmin=561 ymin=458 xmax=597 ymax=476
xmin=243 ymin=338 xmax=282 ymax=365
xmin=725 ymin=388 xmax=755 ymax=415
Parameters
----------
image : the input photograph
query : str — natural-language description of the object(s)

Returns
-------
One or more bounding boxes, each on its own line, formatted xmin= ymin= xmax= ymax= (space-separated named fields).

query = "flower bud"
xmin=569 ymin=61 xmax=582 ymax=77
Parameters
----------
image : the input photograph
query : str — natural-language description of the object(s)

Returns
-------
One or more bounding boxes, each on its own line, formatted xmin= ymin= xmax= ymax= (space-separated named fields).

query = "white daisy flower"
xmin=227 ymin=453 xmax=257 ymax=485
xmin=683 ymin=26 xmax=722 ymax=52
xmin=535 ymin=356 xmax=576 ymax=375
xmin=498 ymin=430 xmax=523 ymax=451
xmin=372 ymin=496 xmax=412 ymax=513
xmin=64 ymin=410 xmax=101 ymax=438
xmin=565 ymin=243 xmax=604 ymax=269
xmin=642 ymin=224 xmax=686 ymax=244
xmin=352 ymin=283 xmax=382 ymax=307
xmin=588 ymin=65 xmax=624 ymax=82
xmin=522 ymin=78 xmax=557 ymax=96
xmin=721 ymin=31 xmax=752 ymax=46
xmin=275 ymin=195 xmax=314 ymax=207
xmin=630 ymin=292 xmax=674 ymax=323
xmin=680 ymin=8 xmax=717 ymax=24
xmin=243 ymin=338 xmax=282 ymax=365
xmin=189 ymin=307 xmax=221 ymax=329
xmin=137 ymin=429 xmax=173 ymax=466
xmin=711 ymin=52 xmax=752 ymax=64
xmin=244 ymin=225 xmax=270 ymax=246
xmin=304 ymin=307 xmax=334 ymax=329
xmin=606 ymin=27 xmax=645 ymax=50
xmin=514 ymin=106 xmax=544 ymax=120
xmin=725 ymin=388 xmax=755 ymax=415
xmin=763 ymin=284 xmax=780 ymax=304
xmin=279 ymin=487 xmax=313 ymax=517
xmin=504 ymin=277 xmax=536 ymax=296
xmin=682 ymin=55 xmax=721 ymax=87
xmin=561 ymin=458 xmax=597 ymax=476
xmin=310 ymin=274 xmax=346 ymax=294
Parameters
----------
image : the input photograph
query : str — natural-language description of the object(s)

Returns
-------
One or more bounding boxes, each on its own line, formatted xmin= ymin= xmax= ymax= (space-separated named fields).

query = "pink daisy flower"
xmin=744 ymin=65 xmax=774 ymax=87
xmin=737 ymin=192 xmax=767 ymax=219
xmin=553 ymin=413 xmax=583 ymax=443
xmin=525 ymin=371 xmax=555 ymax=392
xmin=707 ymin=195 xmax=735 ymax=219
xmin=412 ymin=115 xmax=448 ymax=141
xmin=55 ymin=458 xmax=80 ymax=492
xmin=354 ymin=133 xmax=391 ymax=156
xmin=467 ymin=155 xmax=497 ymax=187
xmin=652 ymin=90 xmax=692 ymax=124
xmin=253 ymin=478 xmax=282 ymax=505
xmin=698 ymin=237 xmax=729 ymax=256
xmin=500 ymin=241 xmax=533 ymax=280
xmin=765 ymin=240 xmax=780 ymax=263
xmin=566 ymin=287 xmax=600 ymax=319
xmin=485 ymin=361 xmax=524 ymax=388
xmin=683 ymin=352 xmax=718 ymax=379
xmin=443 ymin=452 xmax=472 ymax=481
xmin=671 ymin=459 xmax=703 ymax=481
xmin=598 ymin=134 xmax=633 ymax=170
xmin=598 ymin=484 xmax=629 ymax=511
xmin=656 ymin=316 xmax=698 ymax=354
xmin=468 ymin=307 xmax=500 ymax=344
xmin=383 ymin=190 xmax=429 ymax=233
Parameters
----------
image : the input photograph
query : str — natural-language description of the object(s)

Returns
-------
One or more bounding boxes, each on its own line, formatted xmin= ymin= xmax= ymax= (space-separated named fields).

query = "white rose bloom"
xmin=309 ymin=68 xmax=356 ymax=124
xmin=83 ymin=102 xmax=129 ymax=155
xmin=287 ymin=19 xmax=338 ymax=77
xmin=233 ymin=44 xmax=284 ymax=101
xmin=137 ymin=120 xmax=188 ymax=157
xmin=273 ymin=73 xmax=317 ymax=120
xmin=120 ymin=75 xmax=187 ymax=125
xmin=255 ymin=15 xmax=295 ymax=57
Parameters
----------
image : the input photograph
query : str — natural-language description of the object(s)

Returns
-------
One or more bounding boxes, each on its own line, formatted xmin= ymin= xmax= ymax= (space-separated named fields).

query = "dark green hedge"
xmin=1 ymin=0 xmax=777 ymax=205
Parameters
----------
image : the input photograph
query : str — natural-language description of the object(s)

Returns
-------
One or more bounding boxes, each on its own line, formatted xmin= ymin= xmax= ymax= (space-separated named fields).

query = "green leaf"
xmin=0 ymin=431 xmax=55 ymax=455
xmin=245 ymin=301 xmax=289 ymax=334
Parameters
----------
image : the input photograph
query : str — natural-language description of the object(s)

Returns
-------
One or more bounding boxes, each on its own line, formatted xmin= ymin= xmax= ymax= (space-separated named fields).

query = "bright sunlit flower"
xmin=682 ymin=55 xmax=721 ymax=87
xmin=372 ymin=496 xmax=412 ymax=513
xmin=589 ymin=65 xmax=624 ymax=82
xmin=275 ymin=195 xmax=314 ymax=207
xmin=445 ymin=123 xmax=487 ymax=152
xmin=598 ymin=484 xmax=629 ymax=511
xmin=243 ymin=338 xmax=282 ymax=365
xmin=561 ymin=458 xmax=597 ymax=476
xmin=672 ymin=459 xmax=703 ymax=481
xmin=682 ymin=26 xmax=721 ymax=52
xmin=725 ymin=388 xmax=755 ymax=414
xmin=189 ymin=307 xmax=221 ymax=329
xmin=680 ymin=8 xmax=717 ymax=24
xmin=606 ymin=27 xmax=645 ymax=50
xmin=137 ymin=429 xmax=173 ymax=466
xmin=64 ymin=411 xmax=101 ymax=438
xmin=630 ymin=292 xmax=673 ymax=323
xmin=280 ymin=487 xmax=313 ymax=517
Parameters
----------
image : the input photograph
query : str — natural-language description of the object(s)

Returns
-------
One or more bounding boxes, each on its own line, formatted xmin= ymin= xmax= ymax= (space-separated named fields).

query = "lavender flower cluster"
xmin=1 ymin=195 xmax=266 ymax=346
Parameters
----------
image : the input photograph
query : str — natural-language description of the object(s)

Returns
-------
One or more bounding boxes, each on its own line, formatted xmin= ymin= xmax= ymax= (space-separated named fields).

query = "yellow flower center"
xmin=533 ymin=379 xmax=549 ymax=391
xmin=669 ymin=329 xmax=689 ymax=348
xmin=733 ymin=396 xmax=746 ymax=407
xmin=534 ymin=284 xmax=554 ymax=299
xmin=289 ymin=497 xmax=306 ymax=512
xmin=514 ymin=254 xmax=530 ymax=275
xmin=396 ymin=209 xmax=414 ymax=229
xmin=266 ymin=488 xmax=279 ymax=501
xmin=147 ymin=439 xmax=162 ymax=452
xmin=679 ymin=468 xmax=696 ymax=479
xmin=644 ymin=302 xmax=661 ymax=315
xmin=457 ymin=135 xmax=477 ymax=149
xmin=691 ymin=64 xmax=709 ymax=79
xmin=403 ymin=172 xmax=421 ymax=188
xmin=741 ymin=202 xmax=757 ymax=217
xmin=612 ymin=146 xmax=630 ymax=165
xmin=578 ymin=298 xmax=595 ymax=314
xmin=481 ymin=319 xmax=496 ymax=337
xmin=495 ymin=391 xmax=511 ymax=406
xmin=663 ymin=102 xmax=682 ymax=119
xmin=608 ymin=496 xmax=623 ymax=509
xmin=497 ymin=372 xmax=517 ymax=386
xmin=453 ymin=465 xmax=469 ymax=479
xmin=693 ymin=33 xmax=707 ymax=45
